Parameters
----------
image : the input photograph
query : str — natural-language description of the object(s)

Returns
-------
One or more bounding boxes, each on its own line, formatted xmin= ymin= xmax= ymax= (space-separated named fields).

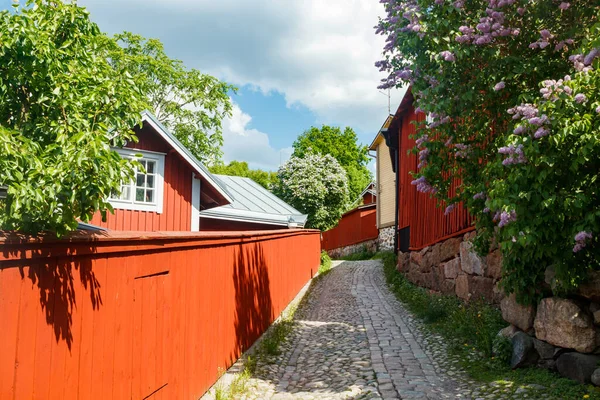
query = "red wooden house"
xmin=89 ymin=111 xmax=233 ymax=231
xmin=383 ymin=88 xmax=474 ymax=251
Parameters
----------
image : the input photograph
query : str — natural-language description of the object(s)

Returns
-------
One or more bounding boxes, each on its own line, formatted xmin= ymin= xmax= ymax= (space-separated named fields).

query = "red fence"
xmin=0 ymin=229 xmax=320 ymax=399
xmin=321 ymin=204 xmax=378 ymax=251
xmin=398 ymin=105 xmax=475 ymax=251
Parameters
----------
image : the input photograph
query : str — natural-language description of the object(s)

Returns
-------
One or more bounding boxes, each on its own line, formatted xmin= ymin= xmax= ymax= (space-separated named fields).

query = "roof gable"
xmin=138 ymin=111 xmax=233 ymax=209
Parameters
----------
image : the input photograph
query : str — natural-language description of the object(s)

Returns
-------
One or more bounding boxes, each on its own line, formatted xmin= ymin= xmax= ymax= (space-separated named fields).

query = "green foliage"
xmin=319 ymin=251 xmax=332 ymax=275
xmin=0 ymin=1 xmax=145 ymax=235
xmin=381 ymin=252 xmax=600 ymax=399
xmin=110 ymin=32 xmax=236 ymax=165
xmin=339 ymin=246 xmax=376 ymax=261
xmin=210 ymin=161 xmax=277 ymax=190
xmin=492 ymin=335 xmax=513 ymax=366
xmin=292 ymin=125 xmax=372 ymax=202
xmin=274 ymin=152 xmax=349 ymax=231
xmin=377 ymin=0 xmax=600 ymax=302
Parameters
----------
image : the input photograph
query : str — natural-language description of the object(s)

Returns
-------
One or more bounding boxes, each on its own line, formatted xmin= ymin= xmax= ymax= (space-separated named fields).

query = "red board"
xmin=321 ymin=204 xmax=378 ymax=251
xmin=0 ymin=229 xmax=320 ymax=399
xmin=396 ymin=101 xmax=475 ymax=250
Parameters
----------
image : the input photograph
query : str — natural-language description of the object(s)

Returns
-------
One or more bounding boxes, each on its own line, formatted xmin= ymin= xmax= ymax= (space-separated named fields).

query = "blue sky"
xmin=3 ymin=0 xmax=406 ymax=171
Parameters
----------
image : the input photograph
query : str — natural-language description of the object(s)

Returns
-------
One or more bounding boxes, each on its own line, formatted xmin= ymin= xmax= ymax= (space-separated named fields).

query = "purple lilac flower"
xmin=499 ymin=144 xmax=527 ymax=164
xmin=494 ymin=81 xmax=505 ymax=91
xmin=415 ymin=134 xmax=429 ymax=148
xmin=540 ymin=79 xmax=569 ymax=101
xmin=513 ymin=125 xmax=526 ymax=135
xmin=540 ymin=30 xmax=553 ymax=40
xmin=573 ymin=231 xmax=592 ymax=253
xmin=454 ymin=143 xmax=470 ymax=158
xmin=528 ymin=115 xmax=548 ymax=126
xmin=517 ymin=7 xmax=525 ymax=15
xmin=596 ymin=106 xmax=600 ymax=113
xmin=483 ymin=207 xmax=490 ymax=213
xmin=498 ymin=210 xmax=517 ymax=228
xmin=439 ymin=51 xmax=456 ymax=62
xmin=473 ymin=192 xmax=486 ymax=200
xmin=570 ymin=54 xmax=585 ymax=71
xmin=534 ymin=127 xmax=550 ymax=139
xmin=411 ymin=176 xmax=437 ymax=193
xmin=559 ymin=2 xmax=570 ymax=9
xmin=574 ymin=93 xmax=587 ymax=103
xmin=584 ymin=48 xmax=600 ymax=66
xmin=444 ymin=204 xmax=456 ymax=215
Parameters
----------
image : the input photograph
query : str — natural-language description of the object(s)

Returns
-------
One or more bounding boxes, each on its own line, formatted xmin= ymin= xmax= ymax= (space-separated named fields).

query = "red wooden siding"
xmin=321 ymin=204 xmax=378 ymax=251
xmin=0 ymin=229 xmax=320 ymax=399
xmin=397 ymin=104 xmax=474 ymax=250
xmin=362 ymin=191 xmax=376 ymax=205
xmin=89 ymin=124 xmax=193 ymax=231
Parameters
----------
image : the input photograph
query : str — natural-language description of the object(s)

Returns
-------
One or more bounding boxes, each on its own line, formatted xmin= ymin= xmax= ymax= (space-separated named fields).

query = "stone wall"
xmin=397 ymin=232 xmax=600 ymax=385
xmin=397 ymin=231 xmax=503 ymax=304
xmin=378 ymin=226 xmax=395 ymax=251
xmin=326 ymin=239 xmax=378 ymax=259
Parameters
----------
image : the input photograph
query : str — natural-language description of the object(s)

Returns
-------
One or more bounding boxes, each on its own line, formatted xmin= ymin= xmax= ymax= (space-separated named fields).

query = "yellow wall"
xmin=376 ymin=140 xmax=396 ymax=228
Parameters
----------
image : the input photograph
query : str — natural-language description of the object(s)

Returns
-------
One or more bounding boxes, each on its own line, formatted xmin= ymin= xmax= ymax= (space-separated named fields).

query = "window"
xmin=109 ymin=148 xmax=165 ymax=213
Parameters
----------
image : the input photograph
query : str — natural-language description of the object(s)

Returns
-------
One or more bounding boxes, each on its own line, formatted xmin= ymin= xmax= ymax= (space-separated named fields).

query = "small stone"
xmin=591 ymin=368 xmax=600 ymax=386
xmin=511 ymin=332 xmax=539 ymax=369
xmin=460 ymin=241 xmax=485 ymax=276
xmin=556 ymin=352 xmax=600 ymax=383
xmin=498 ymin=325 xmax=519 ymax=339
xmin=443 ymin=258 xmax=461 ymax=279
xmin=534 ymin=297 xmax=596 ymax=353
xmin=501 ymin=293 xmax=536 ymax=332
xmin=533 ymin=338 xmax=555 ymax=360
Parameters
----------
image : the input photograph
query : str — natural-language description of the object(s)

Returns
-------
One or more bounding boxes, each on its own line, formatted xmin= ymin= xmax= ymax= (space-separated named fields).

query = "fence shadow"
xmin=232 ymin=242 xmax=273 ymax=354
xmin=1 ymin=232 xmax=103 ymax=350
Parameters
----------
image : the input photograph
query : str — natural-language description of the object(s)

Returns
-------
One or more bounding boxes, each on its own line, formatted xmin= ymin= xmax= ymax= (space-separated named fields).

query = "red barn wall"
xmin=89 ymin=124 xmax=193 ymax=231
xmin=321 ymin=205 xmax=378 ymax=251
xmin=0 ymin=229 xmax=320 ymax=399
xmin=397 ymin=106 xmax=474 ymax=250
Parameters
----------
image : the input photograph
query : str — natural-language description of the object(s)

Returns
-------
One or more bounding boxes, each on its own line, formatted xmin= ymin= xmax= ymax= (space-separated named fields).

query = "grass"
xmin=338 ymin=245 xmax=376 ymax=261
xmin=379 ymin=251 xmax=600 ymax=400
xmin=319 ymin=250 xmax=332 ymax=275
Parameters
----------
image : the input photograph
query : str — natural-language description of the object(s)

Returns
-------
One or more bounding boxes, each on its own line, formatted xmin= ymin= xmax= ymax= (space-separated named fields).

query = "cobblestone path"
xmin=243 ymin=260 xmax=475 ymax=399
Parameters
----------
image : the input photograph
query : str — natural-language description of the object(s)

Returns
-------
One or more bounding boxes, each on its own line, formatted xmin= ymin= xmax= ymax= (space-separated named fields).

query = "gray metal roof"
xmin=200 ymin=175 xmax=308 ymax=227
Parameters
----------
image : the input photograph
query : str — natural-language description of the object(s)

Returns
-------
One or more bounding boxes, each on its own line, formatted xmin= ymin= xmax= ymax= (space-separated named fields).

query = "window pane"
xmin=146 ymin=161 xmax=155 ymax=174
xmin=146 ymin=189 xmax=154 ymax=203
xmin=120 ymin=186 xmax=131 ymax=201
xmin=147 ymin=175 xmax=154 ymax=189
xmin=136 ymin=173 xmax=145 ymax=188
xmin=136 ymin=188 xmax=144 ymax=202
xmin=139 ymin=160 xmax=146 ymax=171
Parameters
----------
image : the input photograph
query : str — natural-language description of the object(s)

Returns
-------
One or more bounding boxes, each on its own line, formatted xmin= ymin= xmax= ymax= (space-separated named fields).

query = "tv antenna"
xmin=378 ymin=88 xmax=391 ymax=114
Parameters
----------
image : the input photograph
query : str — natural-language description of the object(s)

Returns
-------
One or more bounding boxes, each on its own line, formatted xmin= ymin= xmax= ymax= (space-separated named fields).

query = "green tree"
xmin=292 ymin=126 xmax=372 ymax=202
xmin=110 ymin=32 xmax=236 ymax=165
xmin=0 ymin=0 xmax=146 ymax=235
xmin=209 ymin=161 xmax=277 ymax=190
xmin=274 ymin=152 xmax=348 ymax=231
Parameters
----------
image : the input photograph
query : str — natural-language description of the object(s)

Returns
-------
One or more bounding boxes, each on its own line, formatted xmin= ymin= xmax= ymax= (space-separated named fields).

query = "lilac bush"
xmin=375 ymin=0 xmax=600 ymax=301
xmin=274 ymin=152 xmax=349 ymax=231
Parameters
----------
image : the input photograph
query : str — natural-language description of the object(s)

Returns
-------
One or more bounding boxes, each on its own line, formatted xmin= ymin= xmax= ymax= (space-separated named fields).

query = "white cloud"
xmin=221 ymin=102 xmax=292 ymax=172
xmin=80 ymin=0 xmax=404 ymax=136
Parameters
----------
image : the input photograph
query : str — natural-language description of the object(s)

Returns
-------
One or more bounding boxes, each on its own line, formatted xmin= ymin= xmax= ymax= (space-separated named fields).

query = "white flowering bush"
xmin=376 ymin=0 xmax=600 ymax=302
xmin=274 ymin=153 xmax=349 ymax=231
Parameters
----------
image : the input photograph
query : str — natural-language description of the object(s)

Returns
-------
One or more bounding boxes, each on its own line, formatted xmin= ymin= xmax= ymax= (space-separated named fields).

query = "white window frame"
xmin=109 ymin=148 xmax=165 ymax=214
